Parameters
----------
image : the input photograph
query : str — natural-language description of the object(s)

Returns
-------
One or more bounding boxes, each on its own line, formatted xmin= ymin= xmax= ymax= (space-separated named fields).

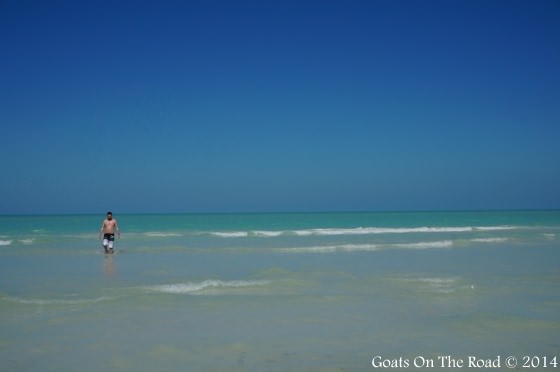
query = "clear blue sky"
xmin=1 ymin=0 xmax=559 ymax=214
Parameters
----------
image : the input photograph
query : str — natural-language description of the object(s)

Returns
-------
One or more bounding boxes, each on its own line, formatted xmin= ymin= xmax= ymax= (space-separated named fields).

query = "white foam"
xmin=291 ymin=226 xmax=517 ymax=236
xmin=393 ymin=240 xmax=454 ymax=249
xmin=280 ymin=246 xmax=338 ymax=253
xmin=293 ymin=227 xmax=474 ymax=236
xmin=339 ymin=244 xmax=380 ymax=252
xmin=144 ymin=280 xmax=269 ymax=294
xmin=474 ymin=226 xmax=516 ymax=231
xmin=253 ymin=230 xmax=283 ymax=237
xmin=410 ymin=277 xmax=460 ymax=294
xmin=2 ymin=296 xmax=114 ymax=305
xmin=0 ymin=240 xmax=13 ymax=246
xmin=471 ymin=237 xmax=509 ymax=243
xmin=417 ymin=277 xmax=457 ymax=285
xmin=213 ymin=230 xmax=284 ymax=237
xmin=279 ymin=241 xmax=452 ymax=253
xmin=18 ymin=239 xmax=34 ymax=245
xmin=280 ymin=244 xmax=380 ymax=253
xmin=211 ymin=232 xmax=249 ymax=238
xmin=207 ymin=225 xmax=518 ymax=238
xmin=145 ymin=232 xmax=182 ymax=237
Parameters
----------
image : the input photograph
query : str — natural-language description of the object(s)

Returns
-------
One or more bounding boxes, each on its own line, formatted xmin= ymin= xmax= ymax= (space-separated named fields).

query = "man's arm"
xmin=99 ymin=221 xmax=104 ymax=239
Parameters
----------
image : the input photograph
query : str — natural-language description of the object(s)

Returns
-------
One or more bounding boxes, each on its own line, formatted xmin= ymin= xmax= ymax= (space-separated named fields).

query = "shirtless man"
xmin=99 ymin=211 xmax=120 ymax=254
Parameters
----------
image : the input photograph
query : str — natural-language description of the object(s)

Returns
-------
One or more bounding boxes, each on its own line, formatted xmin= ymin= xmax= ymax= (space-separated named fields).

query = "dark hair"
xmin=107 ymin=211 xmax=113 ymax=215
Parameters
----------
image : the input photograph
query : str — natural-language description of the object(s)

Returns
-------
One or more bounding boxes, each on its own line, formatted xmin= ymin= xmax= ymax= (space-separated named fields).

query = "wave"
xmin=293 ymin=227 xmax=467 ymax=236
xmin=1 ymin=280 xmax=270 ymax=305
xmin=144 ymin=232 xmax=182 ymax=237
xmin=1 ymin=295 xmax=115 ymax=305
xmin=143 ymin=279 xmax=269 ymax=295
xmin=471 ymin=237 xmax=509 ymax=243
xmin=402 ymin=277 xmax=475 ymax=294
xmin=209 ymin=226 xmax=518 ymax=238
xmin=293 ymin=226 xmax=517 ymax=235
xmin=211 ymin=231 xmax=285 ymax=238
xmin=414 ymin=277 xmax=460 ymax=294
xmin=278 ymin=244 xmax=379 ymax=253
xmin=393 ymin=240 xmax=454 ymax=249
xmin=211 ymin=232 xmax=249 ymax=238
xmin=475 ymin=226 xmax=516 ymax=231
xmin=19 ymin=238 xmax=34 ymax=245
xmin=279 ymin=240 xmax=453 ymax=253
xmin=0 ymin=238 xmax=40 ymax=246
xmin=253 ymin=230 xmax=284 ymax=237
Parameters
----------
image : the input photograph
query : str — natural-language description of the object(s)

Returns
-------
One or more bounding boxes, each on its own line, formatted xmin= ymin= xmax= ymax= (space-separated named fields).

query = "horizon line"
xmin=1 ymin=208 xmax=559 ymax=217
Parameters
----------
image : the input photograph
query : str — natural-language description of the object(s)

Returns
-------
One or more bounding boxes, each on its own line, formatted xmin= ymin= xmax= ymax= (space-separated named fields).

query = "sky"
xmin=1 ymin=0 xmax=559 ymax=214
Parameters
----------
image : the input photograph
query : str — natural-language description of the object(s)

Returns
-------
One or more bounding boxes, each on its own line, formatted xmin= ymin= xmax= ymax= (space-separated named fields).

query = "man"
xmin=99 ymin=211 xmax=120 ymax=254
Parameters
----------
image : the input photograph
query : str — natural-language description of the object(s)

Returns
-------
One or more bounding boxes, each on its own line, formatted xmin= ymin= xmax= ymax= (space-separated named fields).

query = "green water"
xmin=1 ymin=211 xmax=559 ymax=371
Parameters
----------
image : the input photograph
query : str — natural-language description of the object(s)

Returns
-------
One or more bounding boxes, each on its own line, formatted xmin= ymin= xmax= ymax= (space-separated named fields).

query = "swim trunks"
xmin=103 ymin=233 xmax=115 ymax=249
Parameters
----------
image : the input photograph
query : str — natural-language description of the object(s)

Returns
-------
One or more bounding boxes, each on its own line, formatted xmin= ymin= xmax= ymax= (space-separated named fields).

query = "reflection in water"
xmin=103 ymin=255 xmax=117 ymax=277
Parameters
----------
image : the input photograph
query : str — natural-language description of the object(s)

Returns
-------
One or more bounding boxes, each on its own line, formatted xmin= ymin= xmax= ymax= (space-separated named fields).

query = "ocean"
xmin=0 ymin=210 xmax=559 ymax=371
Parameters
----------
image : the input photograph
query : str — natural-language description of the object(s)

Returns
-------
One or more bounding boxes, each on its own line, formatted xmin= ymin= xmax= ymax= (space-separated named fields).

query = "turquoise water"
xmin=1 ymin=211 xmax=559 ymax=371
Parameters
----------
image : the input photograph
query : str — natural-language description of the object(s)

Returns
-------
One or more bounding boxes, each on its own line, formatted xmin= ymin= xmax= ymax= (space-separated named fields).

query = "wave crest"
xmin=1 ymin=295 xmax=114 ymax=305
xmin=279 ymin=240 xmax=452 ymax=253
xmin=145 ymin=232 xmax=182 ymax=237
xmin=209 ymin=226 xmax=517 ymax=238
xmin=144 ymin=280 xmax=269 ymax=294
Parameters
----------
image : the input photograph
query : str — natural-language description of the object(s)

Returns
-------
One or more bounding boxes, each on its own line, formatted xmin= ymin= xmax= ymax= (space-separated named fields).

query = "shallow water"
xmin=1 ymin=211 xmax=559 ymax=371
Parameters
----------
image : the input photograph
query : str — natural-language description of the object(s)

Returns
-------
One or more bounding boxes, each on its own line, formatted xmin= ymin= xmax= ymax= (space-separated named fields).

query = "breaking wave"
xmin=144 ymin=232 xmax=182 ymax=237
xmin=211 ymin=232 xmax=249 ymax=238
xmin=471 ymin=237 xmax=509 ymax=243
xmin=1 ymin=295 xmax=115 ymax=305
xmin=399 ymin=277 xmax=476 ymax=294
xmin=278 ymin=244 xmax=379 ymax=253
xmin=393 ymin=240 xmax=454 ymax=249
xmin=209 ymin=226 xmax=518 ymax=238
xmin=278 ymin=240 xmax=453 ymax=253
xmin=143 ymin=280 xmax=269 ymax=294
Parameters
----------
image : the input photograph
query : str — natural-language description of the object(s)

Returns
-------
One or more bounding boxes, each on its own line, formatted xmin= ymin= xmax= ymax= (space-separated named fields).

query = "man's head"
xmin=107 ymin=211 xmax=113 ymax=220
